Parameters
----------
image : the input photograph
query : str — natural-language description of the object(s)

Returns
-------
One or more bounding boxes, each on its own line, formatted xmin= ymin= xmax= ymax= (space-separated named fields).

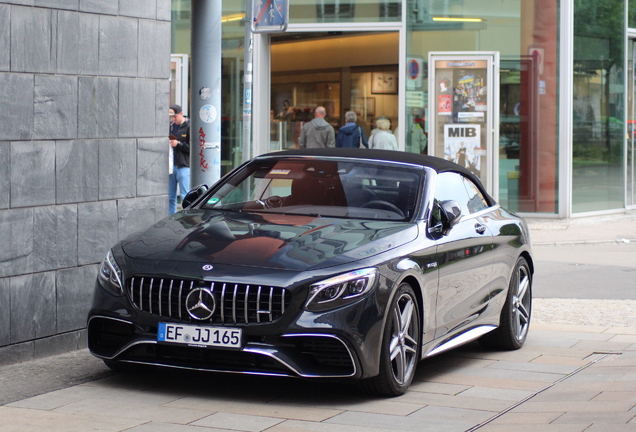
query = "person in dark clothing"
xmin=168 ymin=104 xmax=190 ymax=214
xmin=336 ymin=111 xmax=368 ymax=148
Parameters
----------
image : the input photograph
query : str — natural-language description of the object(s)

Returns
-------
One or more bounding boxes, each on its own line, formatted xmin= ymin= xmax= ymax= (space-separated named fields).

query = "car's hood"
xmin=120 ymin=210 xmax=418 ymax=271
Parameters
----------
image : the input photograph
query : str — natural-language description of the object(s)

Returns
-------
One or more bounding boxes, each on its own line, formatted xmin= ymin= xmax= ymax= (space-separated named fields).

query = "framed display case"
xmin=353 ymin=97 xmax=375 ymax=116
xmin=372 ymin=72 xmax=398 ymax=94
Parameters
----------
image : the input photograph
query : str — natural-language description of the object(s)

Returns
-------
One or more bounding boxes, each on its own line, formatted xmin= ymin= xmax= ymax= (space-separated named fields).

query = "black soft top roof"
xmin=260 ymin=148 xmax=496 ymax=206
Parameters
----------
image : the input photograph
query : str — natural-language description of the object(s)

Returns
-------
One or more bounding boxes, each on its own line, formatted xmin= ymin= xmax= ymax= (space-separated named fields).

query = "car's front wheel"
xmin=480 ymin=256 xmax=532 ymax=350
xmin=361 ymin=283 xmax=421 ymax=396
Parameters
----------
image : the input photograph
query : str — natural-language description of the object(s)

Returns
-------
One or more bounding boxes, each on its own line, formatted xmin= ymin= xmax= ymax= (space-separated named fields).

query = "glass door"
xmin=628 ymin=40 xmax=635 ymax=208
xmin=170 ymin=54 xmax=189 ymax=116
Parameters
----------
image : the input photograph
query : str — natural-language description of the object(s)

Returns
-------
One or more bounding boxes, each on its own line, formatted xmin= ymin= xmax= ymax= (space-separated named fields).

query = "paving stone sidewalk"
xmin=527 ymin=211 xmax=636 ymax=245
xmin=1 ymin=321 xmax=634 ymax=432
xmin=0 ymin=212 xmax=634 ymax=431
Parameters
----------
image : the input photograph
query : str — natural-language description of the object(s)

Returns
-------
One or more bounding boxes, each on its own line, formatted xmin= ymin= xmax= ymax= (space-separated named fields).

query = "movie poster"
xmin=438 ymin=95 xmax=452 ymax=115
xmin=453 ymin=71 xmax=486 ymax=123
xmin=443 ymin=124 xmax=482 ymax=176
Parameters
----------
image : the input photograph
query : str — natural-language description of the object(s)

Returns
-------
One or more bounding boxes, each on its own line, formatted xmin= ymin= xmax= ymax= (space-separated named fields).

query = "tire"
xmin=360 ymin=283 xmax=421 ymax=397
xmin=479 ymin=256 xmax=532 ymax=350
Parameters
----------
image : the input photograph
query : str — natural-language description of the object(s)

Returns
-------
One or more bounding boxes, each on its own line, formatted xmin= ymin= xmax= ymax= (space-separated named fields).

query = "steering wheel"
xmin=258 ymin=195 xmax=284 ymax=209
xmin=360 ymin=200 xmax=405 ymax=218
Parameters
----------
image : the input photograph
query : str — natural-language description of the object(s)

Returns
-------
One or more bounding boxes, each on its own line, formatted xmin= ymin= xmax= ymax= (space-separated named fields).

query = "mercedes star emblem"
xmin=185 ymin=288 xmax=216 ymax=320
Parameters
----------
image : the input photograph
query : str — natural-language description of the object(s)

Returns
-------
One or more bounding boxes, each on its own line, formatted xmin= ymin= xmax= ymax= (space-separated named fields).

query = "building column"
xmin=190 ymin=0 xmax=222 ymax=187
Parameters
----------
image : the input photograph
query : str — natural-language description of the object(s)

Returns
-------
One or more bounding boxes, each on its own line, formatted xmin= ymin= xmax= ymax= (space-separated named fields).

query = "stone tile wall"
xmin=0 ymin=0 xmax=171 ymax=363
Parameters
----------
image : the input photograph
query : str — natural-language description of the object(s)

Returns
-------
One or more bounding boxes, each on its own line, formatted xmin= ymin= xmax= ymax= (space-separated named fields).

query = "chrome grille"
xmin=127 ymin=277 xmax=290 ymax=324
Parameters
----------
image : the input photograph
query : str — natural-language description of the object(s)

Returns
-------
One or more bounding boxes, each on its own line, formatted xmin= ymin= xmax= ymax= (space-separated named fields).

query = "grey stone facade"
xmin=0 ymin=0 xmax=171 ymax=363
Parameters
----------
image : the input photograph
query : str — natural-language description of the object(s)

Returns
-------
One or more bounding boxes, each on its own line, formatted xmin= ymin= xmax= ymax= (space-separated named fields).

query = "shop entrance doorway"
xmin=268 ymin=31 xmax=399 ymax=151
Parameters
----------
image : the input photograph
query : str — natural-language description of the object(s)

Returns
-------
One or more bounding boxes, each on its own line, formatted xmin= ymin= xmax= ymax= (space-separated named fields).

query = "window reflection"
xmin=572 ymin=0 xmax=625 ymax=212
xmin=407 ymin=0 xmax=559 ymax=214
xmin=289 ymin=0 xmax=401 ymax=24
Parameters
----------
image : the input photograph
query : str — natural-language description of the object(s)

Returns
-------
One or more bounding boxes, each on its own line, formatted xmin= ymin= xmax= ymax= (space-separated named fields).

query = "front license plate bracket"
xmin=157 ymin=322 xmax=243 ymax=349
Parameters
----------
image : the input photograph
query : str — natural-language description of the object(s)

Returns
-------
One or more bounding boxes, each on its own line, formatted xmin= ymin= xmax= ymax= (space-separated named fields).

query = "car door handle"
xmin=475 ymin=223 xmax=486 ymax=234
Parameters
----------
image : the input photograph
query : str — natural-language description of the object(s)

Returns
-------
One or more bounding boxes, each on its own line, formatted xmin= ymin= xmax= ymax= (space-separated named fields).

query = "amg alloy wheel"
xmin=480 ymin=256 xmax=532 ymax=350
xmin=362 ymin=283 xmax=421 ymax=396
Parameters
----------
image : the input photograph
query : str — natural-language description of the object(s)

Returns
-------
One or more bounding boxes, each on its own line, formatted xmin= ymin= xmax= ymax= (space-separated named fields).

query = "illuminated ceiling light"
xmin=221 ymin=13 xmax=245 ymax=23
xmin=432 ymin=17 xmax=483 ymax=23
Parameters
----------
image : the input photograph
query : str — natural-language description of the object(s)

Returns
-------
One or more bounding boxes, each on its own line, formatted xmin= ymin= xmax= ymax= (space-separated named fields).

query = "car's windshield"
xmin=200 ymin=158 xmax=423 ymax=221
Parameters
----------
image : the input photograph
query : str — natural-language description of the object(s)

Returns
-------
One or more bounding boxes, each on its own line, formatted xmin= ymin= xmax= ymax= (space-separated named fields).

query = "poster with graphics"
xmin=438 ymin=95 xmax=452 ymax=115
xmin=444 ymin=124 xmax=482 ymax=176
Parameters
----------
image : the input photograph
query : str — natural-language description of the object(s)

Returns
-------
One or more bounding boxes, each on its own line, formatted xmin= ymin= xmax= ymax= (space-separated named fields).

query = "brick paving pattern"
xmin=0 ymin=213 xmax=634 ymax=431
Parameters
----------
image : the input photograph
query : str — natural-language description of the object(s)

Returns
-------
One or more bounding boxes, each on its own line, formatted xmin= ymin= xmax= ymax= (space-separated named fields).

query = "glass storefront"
xmin=170 ymin=0 xmax=636 ymax=217
xmin=628 ymin=39 xmax=636 ymax=209
xmin=572 ymin=0 xmax=625 ymax=213
xmin=289 ymin=0 xmax=401 ymax=24
xmin=407 ymin=0 xmax=559 ymax=213
xmin=172 ymin=0 xmax=248 ymax=175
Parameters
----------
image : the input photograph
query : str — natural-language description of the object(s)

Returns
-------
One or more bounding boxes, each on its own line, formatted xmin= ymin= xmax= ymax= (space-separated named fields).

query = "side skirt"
xmin=425 ymin=325 xmax=497 ymax=357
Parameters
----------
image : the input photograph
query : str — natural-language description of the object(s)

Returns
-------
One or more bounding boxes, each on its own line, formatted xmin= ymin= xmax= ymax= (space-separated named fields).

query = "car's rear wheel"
xmin=361 ymin=283 xmax=420 ymax=396
xmin=479 ymin=256 xmax=532 ymax=350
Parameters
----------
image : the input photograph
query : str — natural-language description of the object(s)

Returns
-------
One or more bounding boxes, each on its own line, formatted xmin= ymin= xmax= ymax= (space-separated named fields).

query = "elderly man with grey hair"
xmin=336 ymin=110 xmax=369 ymax=148
xmin=299 ymin=106 xmax=335 ymax=148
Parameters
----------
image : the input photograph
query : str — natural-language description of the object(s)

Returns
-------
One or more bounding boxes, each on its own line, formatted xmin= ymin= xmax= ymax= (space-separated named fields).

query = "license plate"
xmin=157 ymin=323 xmax=242 ymax=349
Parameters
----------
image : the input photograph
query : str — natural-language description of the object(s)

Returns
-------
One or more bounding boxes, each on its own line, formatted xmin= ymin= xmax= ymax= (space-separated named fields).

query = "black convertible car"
xmin=88 ymin=148 xmax=533 ymax=396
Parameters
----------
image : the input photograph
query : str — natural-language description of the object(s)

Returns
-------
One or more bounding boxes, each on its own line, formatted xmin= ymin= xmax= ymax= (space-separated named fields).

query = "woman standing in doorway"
xmin=368 ymin=118 xmax=397 ymax=150
xmin=336 ymin=111 xmax=369 ymax=148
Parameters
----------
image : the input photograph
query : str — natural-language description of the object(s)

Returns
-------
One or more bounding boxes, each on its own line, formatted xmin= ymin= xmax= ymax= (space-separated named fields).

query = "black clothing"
xmin=171 ymin=119 xmax=190 ymax=168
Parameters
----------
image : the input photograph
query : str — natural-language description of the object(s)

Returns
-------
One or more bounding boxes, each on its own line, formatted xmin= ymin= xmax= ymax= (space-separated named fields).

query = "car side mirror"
xmin=439 ymin=200 xmax=462 ymax=235
xmin=182 ymin=184 xmax=208 ymax=209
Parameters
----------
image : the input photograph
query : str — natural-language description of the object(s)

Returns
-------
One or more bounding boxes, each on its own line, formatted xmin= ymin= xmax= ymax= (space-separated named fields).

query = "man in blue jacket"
xmin=336 ymin=111 xmax=368 ymax=148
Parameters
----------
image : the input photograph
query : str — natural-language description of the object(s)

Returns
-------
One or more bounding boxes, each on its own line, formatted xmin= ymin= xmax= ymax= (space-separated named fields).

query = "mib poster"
xmin=443 ymin=124 xmax=483 ymax=176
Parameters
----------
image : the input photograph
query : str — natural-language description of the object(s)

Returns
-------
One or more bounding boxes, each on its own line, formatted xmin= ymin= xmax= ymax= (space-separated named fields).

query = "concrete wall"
xmin=0 ymin=0 xmax=172 ymax=365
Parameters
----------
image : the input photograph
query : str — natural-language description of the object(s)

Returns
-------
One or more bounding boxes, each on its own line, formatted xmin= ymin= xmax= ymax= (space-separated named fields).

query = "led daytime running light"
xmin=100 ymin=250 xmax=123 ymax=290
xmin=307 ymin=268 xmax=377 ymax=307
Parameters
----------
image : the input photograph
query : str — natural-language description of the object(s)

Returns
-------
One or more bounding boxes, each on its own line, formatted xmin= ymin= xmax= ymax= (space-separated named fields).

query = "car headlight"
xmin=305 ymin=268 xmax=378 ymax=312
xmin=98 ymin=250 xmax=124 ymax=296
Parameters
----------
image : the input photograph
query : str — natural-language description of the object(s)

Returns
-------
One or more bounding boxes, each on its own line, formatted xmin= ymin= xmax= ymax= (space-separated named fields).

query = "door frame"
xmin=251 ymin=22 xmax=405 ymax=157
xmin=427 ymin=52 xmax=500 ymax=196
xmin=170 ymin=54 xmax=189 ymax=116
xmin=627 ymin=33 xmax=636 ymax=210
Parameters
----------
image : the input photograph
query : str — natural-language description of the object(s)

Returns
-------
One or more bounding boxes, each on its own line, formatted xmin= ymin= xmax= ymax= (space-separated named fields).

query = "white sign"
xmin=406 ymin=91 xmax=424 ymax=108
xmin=443 ymin=124 xmax=482 ymax=172
xmin=199 ymin=104 xmax=217 ymax=124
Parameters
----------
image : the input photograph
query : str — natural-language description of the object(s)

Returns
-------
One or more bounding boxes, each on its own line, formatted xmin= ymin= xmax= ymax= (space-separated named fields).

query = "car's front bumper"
xmin=87 ymin=278 xmax=386 ymax=379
